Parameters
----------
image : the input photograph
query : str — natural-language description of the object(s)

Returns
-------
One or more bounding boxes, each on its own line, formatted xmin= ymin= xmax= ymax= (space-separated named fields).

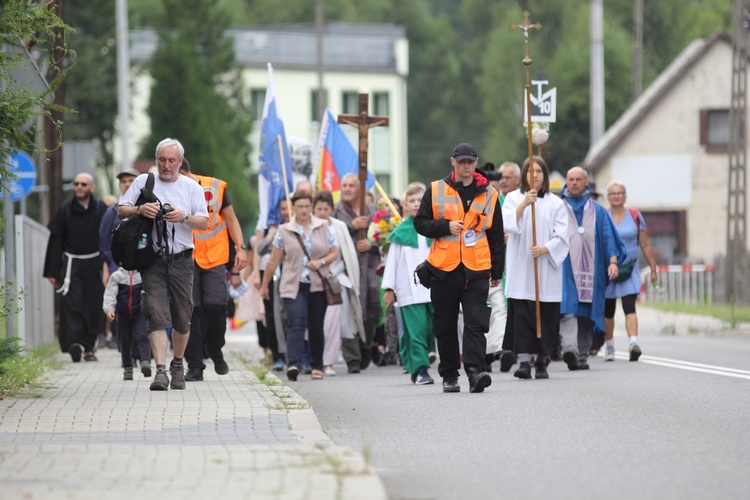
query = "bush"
xmin=0 ymin=337 xmax=53 ymax=399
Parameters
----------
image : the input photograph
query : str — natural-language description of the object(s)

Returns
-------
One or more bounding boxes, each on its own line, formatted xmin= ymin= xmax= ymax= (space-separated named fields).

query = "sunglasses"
xmin=73 ymin=182 xmax=89 ymax=187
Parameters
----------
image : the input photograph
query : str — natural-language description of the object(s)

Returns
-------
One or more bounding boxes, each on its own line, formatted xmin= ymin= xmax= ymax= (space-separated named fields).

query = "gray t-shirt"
xmin=119 ymin=173 xmax=208 ymax=253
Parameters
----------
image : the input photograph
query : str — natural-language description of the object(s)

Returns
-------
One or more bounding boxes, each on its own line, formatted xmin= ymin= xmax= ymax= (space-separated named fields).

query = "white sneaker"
xmin=324 ymin=367 xmax=336 ymax=376
xmin=604 ymin=344 xmax=615 ymax=361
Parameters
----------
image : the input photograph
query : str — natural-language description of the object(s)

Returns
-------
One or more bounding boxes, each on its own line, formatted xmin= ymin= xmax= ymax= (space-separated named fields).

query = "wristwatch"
xmin=182 ymin=213 xmax=189 ymax=223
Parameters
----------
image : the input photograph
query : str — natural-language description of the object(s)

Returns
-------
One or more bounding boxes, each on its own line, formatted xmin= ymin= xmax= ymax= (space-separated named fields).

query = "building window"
xmin=311 ymin=89 xmax=328 ymax=123
xmin=700 ymin=109 xmax=731 ymax=152
xmin=373 ymin=92 xmax=389 ymax=116
xmin=250 ymin=89 xmax=266 ymax=122
xmin=342 ymin=92 xmax=358 ymax=114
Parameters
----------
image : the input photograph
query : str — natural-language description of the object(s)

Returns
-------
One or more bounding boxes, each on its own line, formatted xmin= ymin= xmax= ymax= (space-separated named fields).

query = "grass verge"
xmin=0 ymin=338 xmax=61 ymax=400
xmin=646 ymin=302 xmax=750 ymax=328
xmin=234 ymin=351 xmax=310 ymax=410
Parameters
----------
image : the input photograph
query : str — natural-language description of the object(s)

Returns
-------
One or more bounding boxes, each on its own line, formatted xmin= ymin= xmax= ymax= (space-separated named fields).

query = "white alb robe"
xmin=502 ymin=190 xmax=569 ymax=302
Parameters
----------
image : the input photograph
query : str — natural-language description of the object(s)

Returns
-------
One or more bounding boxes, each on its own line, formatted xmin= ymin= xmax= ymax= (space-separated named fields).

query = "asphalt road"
xmin=290 ymin=320 xmax=750 ymax=499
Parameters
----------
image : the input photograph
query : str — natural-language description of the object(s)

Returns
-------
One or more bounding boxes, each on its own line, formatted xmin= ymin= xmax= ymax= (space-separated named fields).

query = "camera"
xmin=160 ymin=202 xmax=173 ymax=216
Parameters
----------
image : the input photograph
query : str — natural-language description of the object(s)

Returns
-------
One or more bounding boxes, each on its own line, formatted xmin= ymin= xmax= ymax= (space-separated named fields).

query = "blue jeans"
xmin=283 ymin=283 xmax=327 ymax=371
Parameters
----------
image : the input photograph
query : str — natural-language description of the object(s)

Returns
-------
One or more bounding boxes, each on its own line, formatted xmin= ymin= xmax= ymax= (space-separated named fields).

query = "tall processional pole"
xmin=512 ymin=11 xmax=543 ymax=338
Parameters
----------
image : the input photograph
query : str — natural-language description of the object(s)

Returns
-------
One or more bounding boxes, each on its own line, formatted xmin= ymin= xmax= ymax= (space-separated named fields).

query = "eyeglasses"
xmin=608 ymin=192 xmax=625 ymax=197
xmin=73 ymin=182 xmax=89 ymax=187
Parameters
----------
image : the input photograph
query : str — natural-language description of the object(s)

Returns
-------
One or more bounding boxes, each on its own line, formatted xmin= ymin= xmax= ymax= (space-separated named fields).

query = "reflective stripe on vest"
xmin=427 ymin=179 xmax=497 ymax=272
xmin=193 ymin=175 xmax=229 ymax=268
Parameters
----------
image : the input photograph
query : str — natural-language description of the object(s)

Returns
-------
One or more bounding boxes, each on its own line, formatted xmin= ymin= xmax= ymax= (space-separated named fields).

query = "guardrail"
xmin=641 ymin=264 xmax=714 ymax=305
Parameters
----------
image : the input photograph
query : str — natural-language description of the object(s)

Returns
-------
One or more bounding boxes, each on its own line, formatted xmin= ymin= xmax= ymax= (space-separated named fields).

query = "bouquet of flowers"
xmin=367 ymin=209 xmax=401 ymax=253
xmin=524 ymin=121 xmax=550 ymax=146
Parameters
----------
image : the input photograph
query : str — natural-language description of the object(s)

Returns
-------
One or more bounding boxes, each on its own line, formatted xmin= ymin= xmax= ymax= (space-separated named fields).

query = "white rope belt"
xmin=57 ymin=251 xmax=100 ymax=296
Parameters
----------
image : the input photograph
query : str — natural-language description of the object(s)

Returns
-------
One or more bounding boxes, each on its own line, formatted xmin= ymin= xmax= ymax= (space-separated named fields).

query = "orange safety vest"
xmin=193 ymin=174 xmax=229 ymax=269
xmin=426 ymin=179 xmax=498 ymax=272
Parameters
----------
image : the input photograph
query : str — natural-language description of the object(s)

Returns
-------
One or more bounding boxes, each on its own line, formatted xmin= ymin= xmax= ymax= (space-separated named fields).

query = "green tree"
xmin=140 ymin=0 xmax=254 ymax=227
xmin=63 ymin=0 xmax=118 ymax=185
xmin=0 ymin=0 xmax=68 ymax=172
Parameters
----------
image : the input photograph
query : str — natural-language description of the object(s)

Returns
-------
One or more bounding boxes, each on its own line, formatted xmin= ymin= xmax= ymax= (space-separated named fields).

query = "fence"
xmin=641 ymin=264 xmax=714 ymax=305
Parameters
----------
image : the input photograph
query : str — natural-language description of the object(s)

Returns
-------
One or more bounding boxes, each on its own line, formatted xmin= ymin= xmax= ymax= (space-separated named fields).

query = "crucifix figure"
xmin=338 ymin=93 xmax=389 ymax=239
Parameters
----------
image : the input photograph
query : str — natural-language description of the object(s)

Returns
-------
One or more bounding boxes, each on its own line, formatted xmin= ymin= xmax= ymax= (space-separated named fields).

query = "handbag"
xmin=614 ymin=261 xmax=635 ymax=283
xmin=293 ymin=233 xmax=343 ymax=305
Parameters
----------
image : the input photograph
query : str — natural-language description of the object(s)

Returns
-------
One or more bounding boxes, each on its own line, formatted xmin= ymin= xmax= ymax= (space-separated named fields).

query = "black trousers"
xmin=117 ymin=311 xmax=151 ymax=367
xmin=59 ymin=257 xmax=104 ymax=352
xmin=430 ymin=267 xmax=490 ymax=378
xmin=185 ymin=265 xmax=228 ymax=370
xmin=509 ymin=298 xmax=560 ymax=357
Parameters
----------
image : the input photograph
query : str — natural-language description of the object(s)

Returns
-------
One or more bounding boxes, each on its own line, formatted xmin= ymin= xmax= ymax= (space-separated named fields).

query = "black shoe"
xmin=563 ymin=350 xmax=579 ymax=371
xmin=513 ymin=361 xmax=532 ymax=380
xmin=359 ymin=347 xmax=371 ymax=370
xmin=534 ymin=362 xmax=549 ymax=379
xmin=347 ymin=360 xmax=361 ymax=374
xmin=287 ymin=366 xmax=299 ymax=381
xmin=411 ymin=371 xmax=418 ymax=384
xmin=372 ymin=346 xmax=384 ymax=367
xmin=551 ymin=342 xmax=563 ymax=361
xmin=214 ymin=359 xmax=229 ymax=375
xmin=469 ymin=371 xmax=492 ymax=393
xmin=484 ymin=354 xmax=495 ymax=373
xmin=185 ymin=368 xmax=204 ymax=381
xmin=499 ymin=350 xmax=516 ymax=373
xmin=578 ymin=361 xmax=590 ymax=370
xmin=123 ymin=368 xmax=133 ymax=381
xmin=442 ymin=376 xmax=460 ymax=393
xmin=69 ymin=343 xmax=83 ymax=363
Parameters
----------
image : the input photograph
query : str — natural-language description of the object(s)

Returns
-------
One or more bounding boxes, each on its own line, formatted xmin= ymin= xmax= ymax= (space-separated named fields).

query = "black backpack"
xmin=111 ymin=173 xmax=163 ymax=271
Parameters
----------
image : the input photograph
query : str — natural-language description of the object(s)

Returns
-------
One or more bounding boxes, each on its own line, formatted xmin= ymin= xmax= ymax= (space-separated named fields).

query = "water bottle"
xmin=137 ymin=233 xmax=148 ymax=250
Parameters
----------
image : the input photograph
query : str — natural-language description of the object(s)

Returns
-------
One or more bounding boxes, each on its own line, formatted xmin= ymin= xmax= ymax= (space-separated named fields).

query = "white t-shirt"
xmin=119 ymin=173 xmax=208 ymax=253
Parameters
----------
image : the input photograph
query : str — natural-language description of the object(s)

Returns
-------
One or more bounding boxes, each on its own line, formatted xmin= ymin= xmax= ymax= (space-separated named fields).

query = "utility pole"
xmin=632 ymin=0 xmax=643 ymax=100
xmin=45 ymin=0 xmax=65 ymax=219
xmin=116 ymin=0 xmax=131 ymax=173
xmin=315 ymin=0 xmax=325 ymax=122
xmin=590 ymin=0 xmax=605 ymax=145
xmin=726 ymin=0 xmax=750 ymax=304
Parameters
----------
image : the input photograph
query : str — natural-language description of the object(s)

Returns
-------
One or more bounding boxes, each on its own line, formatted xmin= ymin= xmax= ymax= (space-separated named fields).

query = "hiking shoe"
xmin=83 ymin=352 xmax=98 ymax=362
xmin=150 ymin=372 xmax=169 ymax=391
xmin=499 ymin=350 xmax=516 ymax=373
xmin=416 ymin=368 xmax=434 ymax=385
xmin=69 ymin=343 xmax=83 ymax=363
xmin=185 ymin=368 xmax=204 ymax=381
xmin=563 ymin=350 xmax=579 ymax=371
xmin=140 ymin=360 xmax=152 ymax=377
xmin=169 ymin=363 xmax=186 ymax=390
xmin=604 ymin=344 xmax=616 ymax=361
xmin=534 ymin=362 xmax=549 ymax=379
xmin=468 ymin=371 xmax=492 ymax=393
xmin=271 ymin=359 xmax=284 ymax=372
xmin=123 ymin=368 xmax=133 ymax=381
xmin=214 ymin=359 xmax=229 ymax=375
xmin=442 ymin=376 xmax=460 ymax=393
xmin=578 ymin=361 xmax=590 ymax=370
xmin=629 ymin=343 xmax=642 ymax=362
xmin=514 ymin=361 xmax=532 ymax=380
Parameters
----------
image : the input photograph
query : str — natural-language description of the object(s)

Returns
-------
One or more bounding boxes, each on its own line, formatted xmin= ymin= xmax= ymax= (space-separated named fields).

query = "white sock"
xmin=605 ymin=339 xmax=615 ymax=348
xmin=629 ymin=336 xmax=638 ymax=345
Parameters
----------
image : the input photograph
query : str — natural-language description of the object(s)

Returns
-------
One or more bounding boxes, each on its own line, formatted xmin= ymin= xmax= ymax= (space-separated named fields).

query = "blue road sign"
xmin=1 ymin=151 xmax=37 ymax=201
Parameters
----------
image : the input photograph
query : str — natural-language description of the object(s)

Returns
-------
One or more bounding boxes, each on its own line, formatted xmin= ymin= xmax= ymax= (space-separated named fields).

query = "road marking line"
xmin=611 ymin=352 xmax=750 ymax=379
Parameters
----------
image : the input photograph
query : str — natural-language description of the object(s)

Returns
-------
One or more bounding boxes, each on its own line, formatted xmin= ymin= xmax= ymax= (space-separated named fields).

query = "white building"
xmin=583 ymin=31 xmax=747 ymax=265
xmin=126 ymin=22 xmax=409 ymax=197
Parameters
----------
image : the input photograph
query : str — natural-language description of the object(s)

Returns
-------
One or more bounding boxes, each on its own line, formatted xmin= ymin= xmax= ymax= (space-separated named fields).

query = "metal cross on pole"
xmin=512 ymin=11 xmax=543 ymax=338
xmin=337 ymin=93 xmax=389 ymax=239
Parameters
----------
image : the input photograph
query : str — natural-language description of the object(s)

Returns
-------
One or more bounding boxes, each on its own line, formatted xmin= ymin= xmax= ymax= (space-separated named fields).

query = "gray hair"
xmin=606 ymin=180 xmax=627 ymax=195
xmin=155 ymin=138 xmax=185 ymax=160
xmin=341 ymin=173 xmax=359 ymax=185
xmin=500 ymin=161 xmax=521 ymax=177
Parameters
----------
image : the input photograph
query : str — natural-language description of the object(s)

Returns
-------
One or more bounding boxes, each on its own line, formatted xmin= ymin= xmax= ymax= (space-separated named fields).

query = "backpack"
xmin=111 ymin=173 xmax=161 ymax=271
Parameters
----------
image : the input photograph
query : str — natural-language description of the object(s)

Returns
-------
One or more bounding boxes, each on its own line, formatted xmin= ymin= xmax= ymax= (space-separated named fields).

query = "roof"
xmin=130 ymin=22 xmax=407 ymax=74
xmin=582 ymin=30 xmax=732 ymax=173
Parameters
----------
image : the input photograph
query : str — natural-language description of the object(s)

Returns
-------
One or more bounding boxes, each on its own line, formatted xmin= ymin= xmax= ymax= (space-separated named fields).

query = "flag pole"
xmin=513 ymin=11 xmax=543 ymax=339
xmin=373 ymin=180 xmax=400 ymax=218
xmin=277 ymin=136 xmax=292 ymax=206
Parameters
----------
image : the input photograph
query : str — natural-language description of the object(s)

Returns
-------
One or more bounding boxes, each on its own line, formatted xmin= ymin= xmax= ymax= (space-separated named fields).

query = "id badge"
xmin=463 ymin=229 xmax=477 ymax=247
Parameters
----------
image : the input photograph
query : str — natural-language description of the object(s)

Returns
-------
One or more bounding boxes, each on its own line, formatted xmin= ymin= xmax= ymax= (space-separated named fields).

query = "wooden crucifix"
xmin=338 ymin=93 xmax=389 ymax=239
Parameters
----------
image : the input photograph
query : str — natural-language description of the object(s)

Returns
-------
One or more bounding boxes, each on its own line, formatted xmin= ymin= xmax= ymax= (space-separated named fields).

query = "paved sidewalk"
xmin=0 ymin=326 xmax=386 ymax=500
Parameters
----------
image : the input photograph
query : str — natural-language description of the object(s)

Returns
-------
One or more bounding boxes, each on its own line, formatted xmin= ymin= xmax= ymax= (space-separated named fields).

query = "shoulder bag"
xmin=292 ymin=232 xmax=343 ymax=305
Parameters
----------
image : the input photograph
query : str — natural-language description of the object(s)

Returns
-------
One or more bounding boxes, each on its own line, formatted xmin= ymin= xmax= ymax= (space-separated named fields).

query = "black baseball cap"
xmin=452 ymin=143 xmax=478 ymax=161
